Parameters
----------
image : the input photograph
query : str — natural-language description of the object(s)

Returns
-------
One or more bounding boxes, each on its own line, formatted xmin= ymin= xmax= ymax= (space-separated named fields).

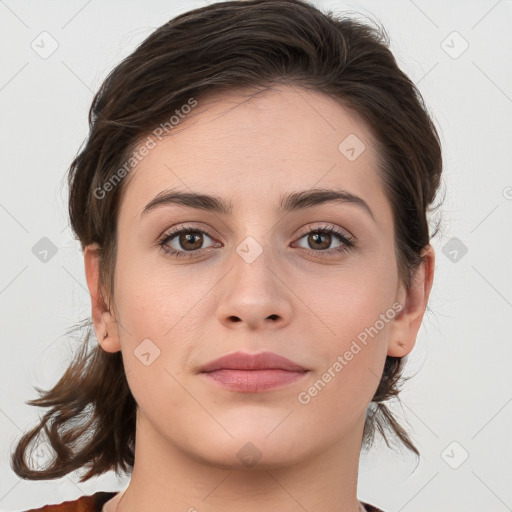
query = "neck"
xmin=110 ymin=410 xmax=366 ymax=512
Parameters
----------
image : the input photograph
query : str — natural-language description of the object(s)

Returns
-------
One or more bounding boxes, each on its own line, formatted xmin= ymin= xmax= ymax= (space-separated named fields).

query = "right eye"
xmin=158 ymin=226 xmax=220 ymax=259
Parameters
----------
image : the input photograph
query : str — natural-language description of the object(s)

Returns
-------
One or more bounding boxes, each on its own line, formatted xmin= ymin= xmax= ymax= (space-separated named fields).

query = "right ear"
xmin=83 ymin=243 xmax=121 ymax=353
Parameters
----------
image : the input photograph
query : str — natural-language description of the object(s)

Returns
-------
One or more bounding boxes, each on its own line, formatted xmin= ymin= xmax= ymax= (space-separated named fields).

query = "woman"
xmin=11 ymin=0 xmax=442 ymax=511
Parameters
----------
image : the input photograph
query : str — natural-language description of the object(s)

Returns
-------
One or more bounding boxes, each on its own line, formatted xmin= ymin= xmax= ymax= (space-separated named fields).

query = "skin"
xmin=84 ymin=84 xmax=434 ymax=512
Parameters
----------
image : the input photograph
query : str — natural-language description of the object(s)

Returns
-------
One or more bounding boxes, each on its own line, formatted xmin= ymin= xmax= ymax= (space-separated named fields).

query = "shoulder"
xmin=23 ymin=491 xmax=118 ymax=512
xmin=360 ymin=501 xmax=387 ymax=512
xmin=24 ymin=494 xmax=381 ymax=512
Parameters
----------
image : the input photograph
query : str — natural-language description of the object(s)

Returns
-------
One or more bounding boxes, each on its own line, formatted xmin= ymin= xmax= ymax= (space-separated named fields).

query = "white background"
xmin=1 ymin=1 xmax=511 ymax=511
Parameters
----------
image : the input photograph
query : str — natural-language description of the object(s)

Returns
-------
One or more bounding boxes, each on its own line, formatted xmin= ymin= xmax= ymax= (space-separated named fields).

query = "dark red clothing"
xmin=24 ymin=491 xmax=385 ymax=511
xmin=24 ymin=492 xmax=117 ymax=512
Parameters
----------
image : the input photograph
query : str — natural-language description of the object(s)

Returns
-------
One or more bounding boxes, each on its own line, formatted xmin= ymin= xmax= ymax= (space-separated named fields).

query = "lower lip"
xmin=201 ymin=369 xmax=308 ymax=392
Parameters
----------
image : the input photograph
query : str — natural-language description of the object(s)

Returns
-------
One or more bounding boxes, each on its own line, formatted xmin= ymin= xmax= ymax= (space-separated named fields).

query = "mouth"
xmin=201 ymin=368 xmax=309 ymax=392
xmin=198 ymin=351 xmax=309 ymax=393
xmin=198 ymin=350 xmax=308 ymax=372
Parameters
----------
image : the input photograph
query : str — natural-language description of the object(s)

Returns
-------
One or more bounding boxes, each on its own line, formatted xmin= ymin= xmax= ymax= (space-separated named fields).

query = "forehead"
xmin=119 ymin=85 xmax=384 ymax=220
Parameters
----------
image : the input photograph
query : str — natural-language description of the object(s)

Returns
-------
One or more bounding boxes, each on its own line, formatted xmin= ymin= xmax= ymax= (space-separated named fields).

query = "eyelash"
xmin=157 ymin=224 xmax=356 ymax=259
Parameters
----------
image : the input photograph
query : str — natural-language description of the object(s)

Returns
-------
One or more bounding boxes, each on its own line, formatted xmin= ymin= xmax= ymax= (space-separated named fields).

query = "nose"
xmin=215 ymin=245 xmax=294 ymax=331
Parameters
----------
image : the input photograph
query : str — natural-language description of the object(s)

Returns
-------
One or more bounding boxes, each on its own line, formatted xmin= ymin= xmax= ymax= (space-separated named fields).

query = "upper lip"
xmin=198 ymin=351 xmax=308 ymax=373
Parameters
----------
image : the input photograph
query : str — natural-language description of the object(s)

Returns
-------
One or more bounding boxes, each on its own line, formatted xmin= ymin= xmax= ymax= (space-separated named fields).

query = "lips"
xmin=203 ymin=368 xmax=307 ymax=392
xmin=198 ymin=351 xmax=308 ymax=373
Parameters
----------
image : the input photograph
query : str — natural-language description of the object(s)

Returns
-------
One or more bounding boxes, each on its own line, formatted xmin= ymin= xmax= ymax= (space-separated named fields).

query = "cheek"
xmin=114 ymin=245 xmax=218 ymax=336
xmin=292 ymin=257 xmax=397 ymax=403
xmin=112 ymin=254 xmax=219 ymax=407
xmin=295 ymin=254 xmax=398 ymax=344
xmin=112 ymin=267 xmax=204 ymax=424
xmin=294 ymin=274 xmax=395 ymax=429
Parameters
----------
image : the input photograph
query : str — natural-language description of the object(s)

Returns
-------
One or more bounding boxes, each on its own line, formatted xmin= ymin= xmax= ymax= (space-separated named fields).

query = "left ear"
xmin=387 ymin=245 xmax=435 ymax=357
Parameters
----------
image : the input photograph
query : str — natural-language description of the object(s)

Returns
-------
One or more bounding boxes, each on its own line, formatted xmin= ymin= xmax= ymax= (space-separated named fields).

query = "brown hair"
xmin=11 ymin=0 xmax=442 ymax=482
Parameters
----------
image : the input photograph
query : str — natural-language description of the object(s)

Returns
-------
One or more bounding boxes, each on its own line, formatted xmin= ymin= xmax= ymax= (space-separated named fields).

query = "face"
xmin=86 ymin=84 xmax=432 ymax=469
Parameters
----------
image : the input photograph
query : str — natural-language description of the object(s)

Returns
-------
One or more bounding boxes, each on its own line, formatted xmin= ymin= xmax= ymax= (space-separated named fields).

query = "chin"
xmin=183 ymin=430 xmax=315 ymax=470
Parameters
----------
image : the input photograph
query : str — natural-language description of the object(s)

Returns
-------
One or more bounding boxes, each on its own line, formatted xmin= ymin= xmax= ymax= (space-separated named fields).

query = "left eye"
xmin=294 ymin=226 xmax=353 ymax=252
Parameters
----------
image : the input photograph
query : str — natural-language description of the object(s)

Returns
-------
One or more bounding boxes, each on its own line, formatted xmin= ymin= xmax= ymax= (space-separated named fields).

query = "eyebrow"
xmin=141 ymin=187 xmax=375 ymax=221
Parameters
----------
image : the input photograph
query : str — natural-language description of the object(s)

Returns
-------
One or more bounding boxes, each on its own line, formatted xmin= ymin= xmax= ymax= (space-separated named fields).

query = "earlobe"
xmin=387 ymin=337 xmax=411 ymax=358
xmin=99 ymin=311 xmax=122 ymax=353
xmin=83 ymin=244 xmax=121 ymax=353
xmin=387 ymin=245 xmax=435 ymax=357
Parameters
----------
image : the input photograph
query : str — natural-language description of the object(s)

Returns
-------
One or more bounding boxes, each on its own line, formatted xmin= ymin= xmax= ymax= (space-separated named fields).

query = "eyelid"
xmin=297 ymin=222 xmax=355 ymax=242
xmin=158 ymin=222 xmax=354 ymax=244
xmin=157 ymin=222 xmax=218 ymax=242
